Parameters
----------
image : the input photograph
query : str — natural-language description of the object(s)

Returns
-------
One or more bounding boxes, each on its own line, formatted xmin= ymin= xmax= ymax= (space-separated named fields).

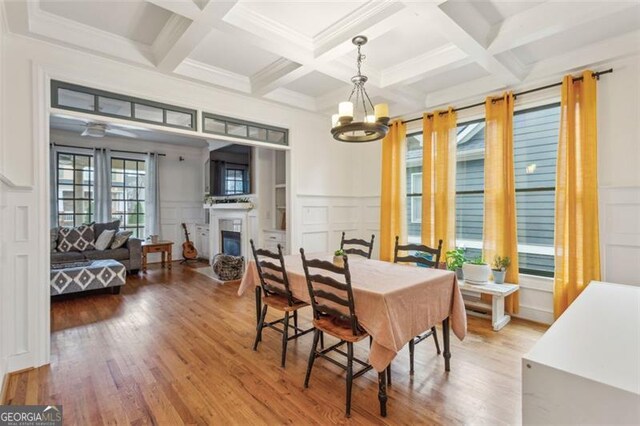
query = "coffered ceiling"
xmin=4 ymin=0 xmax=640 ymax=118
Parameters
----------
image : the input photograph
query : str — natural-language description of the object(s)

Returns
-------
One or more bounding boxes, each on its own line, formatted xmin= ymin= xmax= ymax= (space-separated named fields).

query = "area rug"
xmin=191 ymin=266 xmax=241 ymax=285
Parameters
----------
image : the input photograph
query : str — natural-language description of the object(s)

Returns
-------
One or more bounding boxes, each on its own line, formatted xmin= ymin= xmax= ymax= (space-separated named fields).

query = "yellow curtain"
xmin=554 ymin=70 xmax=601 ymax=318
xmin=421 ymin=108 xmax=457 ymax=254
xmin=484 ymin=92 xmax=519 ymax=314
xmin=379 ymin=120 xmax=407 ymax=261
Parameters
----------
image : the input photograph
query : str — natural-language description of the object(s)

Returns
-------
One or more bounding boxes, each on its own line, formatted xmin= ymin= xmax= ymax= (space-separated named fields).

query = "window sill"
xmin=519 ymin=273 xmax=553 ymax=293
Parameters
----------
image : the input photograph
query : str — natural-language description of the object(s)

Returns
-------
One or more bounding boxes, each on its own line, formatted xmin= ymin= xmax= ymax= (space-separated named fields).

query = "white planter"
xmin=462 ymin=263 xmax=491 ymax=285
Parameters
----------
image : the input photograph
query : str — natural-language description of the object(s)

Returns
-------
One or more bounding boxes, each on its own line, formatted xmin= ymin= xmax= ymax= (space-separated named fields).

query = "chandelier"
xmin=331 ymin=35 xmax=389 ymax=143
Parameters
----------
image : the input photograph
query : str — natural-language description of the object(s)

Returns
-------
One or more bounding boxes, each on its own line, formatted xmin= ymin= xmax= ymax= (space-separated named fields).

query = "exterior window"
xmin=513 ymin=104 xmax=560 ymax=277
xmin=111 ymin=158 xmax=145 ymax=238
xmin=56 ymin=153 xmax=94 ymax=227
xmin=225 ymin=168 xmax=246 ymax=195
xmin=405 ymin=102 xmax=560 ymax=277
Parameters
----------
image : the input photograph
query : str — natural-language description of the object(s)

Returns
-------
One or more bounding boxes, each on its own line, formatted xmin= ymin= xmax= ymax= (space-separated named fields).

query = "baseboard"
xmin=514 ymin=304 xmax=554 ymax=325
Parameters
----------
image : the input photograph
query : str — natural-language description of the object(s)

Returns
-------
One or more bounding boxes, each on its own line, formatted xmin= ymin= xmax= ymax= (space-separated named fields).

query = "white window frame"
xmin=410 ymin=172 xmax=422 ymax=224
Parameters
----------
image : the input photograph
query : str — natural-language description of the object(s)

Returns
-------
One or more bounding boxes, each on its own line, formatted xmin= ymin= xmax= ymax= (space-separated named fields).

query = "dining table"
xmin=238 ymin=252 xmax=467 ymax=417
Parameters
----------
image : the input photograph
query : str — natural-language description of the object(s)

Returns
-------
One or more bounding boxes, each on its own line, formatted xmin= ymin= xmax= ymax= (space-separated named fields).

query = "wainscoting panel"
xmin=301 ymin=231 xmax=328 ymax=253
xmin=13 ymin=254 xmax=29 ymax=354
xmin=14 ymin=206 xmax=28 ymax=242
xmin=600 ymin=186 xmax=640 ymax=286
xmin=152 ymin=201 xmax=204 ymax=263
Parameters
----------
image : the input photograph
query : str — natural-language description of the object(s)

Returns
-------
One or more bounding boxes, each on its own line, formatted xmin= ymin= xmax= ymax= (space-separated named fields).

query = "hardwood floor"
xmin=4 ymin=263 xmax=546 ymax=425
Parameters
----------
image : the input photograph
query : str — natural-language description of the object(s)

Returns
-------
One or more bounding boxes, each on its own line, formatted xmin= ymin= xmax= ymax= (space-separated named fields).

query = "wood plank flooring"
xmin=4 ymin=263 xmax=546 ymax=425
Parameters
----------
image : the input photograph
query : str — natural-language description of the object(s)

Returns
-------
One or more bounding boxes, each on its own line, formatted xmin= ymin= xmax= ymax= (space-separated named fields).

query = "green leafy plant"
xmin=334 ymin=248 xmax=345 ymax=257
xmin=492 ymin=255 xmax=511 ymax=271
xmin=445 ymin=248 xmax=466 ymax=271
xmin=468 ymin=255 xmax=487 ymax=265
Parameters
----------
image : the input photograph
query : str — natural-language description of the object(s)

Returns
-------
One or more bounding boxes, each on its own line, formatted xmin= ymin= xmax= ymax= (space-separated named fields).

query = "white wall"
xmin=0 ymin=30 xmax=367 ymax=376
xmin=49 ymin=130 xmax=205 ymax=262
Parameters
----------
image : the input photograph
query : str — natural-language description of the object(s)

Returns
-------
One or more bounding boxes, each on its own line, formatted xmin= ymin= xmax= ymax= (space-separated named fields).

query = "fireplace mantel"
xmin=203 ymin=202 xmax=253 ymax=211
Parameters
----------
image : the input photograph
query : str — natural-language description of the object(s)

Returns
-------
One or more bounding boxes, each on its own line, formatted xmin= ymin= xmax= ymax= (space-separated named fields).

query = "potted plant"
xmin=492 ymin=255 xmax=511 ymax=284
xmin=445 ymin=248 xmax=466 ymax=280
xmin=333 ymin=249 xmax=346 ymax=267
xmin=462 ymin=255 xmax=491 ymax=285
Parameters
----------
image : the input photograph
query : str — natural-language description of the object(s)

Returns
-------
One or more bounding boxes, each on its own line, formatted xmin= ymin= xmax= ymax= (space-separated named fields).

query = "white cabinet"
xmin=522 ymin=281 xmax=640 ymax=425
xmin=195 ymin=224 xmax=210 ymax=259
xmin=263 ymin=229 xmax=286 ymax=253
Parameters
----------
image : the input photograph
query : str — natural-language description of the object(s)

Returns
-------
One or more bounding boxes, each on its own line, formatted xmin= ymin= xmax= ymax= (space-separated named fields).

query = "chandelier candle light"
xmin=331 ymin=35 xmax=390 ymax=142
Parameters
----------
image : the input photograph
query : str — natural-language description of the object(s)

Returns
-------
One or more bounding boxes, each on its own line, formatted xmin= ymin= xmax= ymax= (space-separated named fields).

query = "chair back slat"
xmin=306 ymin=273 xmax=348 ymax=291
xmin=250 ymin=239 xmax=293 ymax=305
xmin=313 ymin=289 xmax=350 ymax=307
xmin=258 ymin=260 xmax=283 ymax=273
xmin=340 ymin=232 xmax=375 ymax=259
xmin=393 ymin=236 xmax=443 ymax=269
xmin=300 ymin=248 xmax=361 ymax=336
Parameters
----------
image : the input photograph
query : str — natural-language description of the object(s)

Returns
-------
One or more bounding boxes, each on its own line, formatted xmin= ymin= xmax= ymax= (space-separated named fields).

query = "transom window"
xmin=111 ymin=158 xmax=146 ymax=238
xmin=56 ymin=153 xmax=93 ymax=227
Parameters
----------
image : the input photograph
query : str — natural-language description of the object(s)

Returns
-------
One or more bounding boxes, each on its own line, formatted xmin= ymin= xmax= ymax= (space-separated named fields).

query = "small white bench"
xmin=458 ymin=280 xmax=519 ymax=331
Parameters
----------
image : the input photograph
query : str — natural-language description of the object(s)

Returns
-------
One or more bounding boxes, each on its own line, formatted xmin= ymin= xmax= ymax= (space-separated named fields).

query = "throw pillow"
xmin=50 ymin=227 xmax=59 ymax=252
xmin=94 ymin=229 xmax=116 ymax=250
xmin=110 ymin=230 xmax=133 ymax=249
xmin=94 ymin=220 xmax=120 ymax=239
xmin=57 ymin=224 xmax=96 ymax=252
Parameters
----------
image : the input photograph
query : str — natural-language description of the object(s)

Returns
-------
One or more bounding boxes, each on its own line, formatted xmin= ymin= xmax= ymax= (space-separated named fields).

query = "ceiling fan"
xmin=81 ymin=122 xmax=138 ymax=138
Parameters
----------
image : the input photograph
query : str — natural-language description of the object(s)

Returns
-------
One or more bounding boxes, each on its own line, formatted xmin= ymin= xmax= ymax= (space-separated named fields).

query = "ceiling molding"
xmin=250 ymin=58 xmax=306 ymax=96
xmin=145 ymin=0 xmax=201 ymax=21
xmin=26 ymin=1 xmax=155 ymax=67
xmin=380 ymin=44 xmax=469 ymax=87
xmin=154 ymin=0 xmax=238 ymax=72
xmin=174 ymin=58 xmax=251 ymax=93
xmin=488 ymin=2 xmax=638 ymax=55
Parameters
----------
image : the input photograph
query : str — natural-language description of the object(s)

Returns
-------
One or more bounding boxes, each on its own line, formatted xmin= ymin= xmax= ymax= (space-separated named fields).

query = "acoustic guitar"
xmin=181 ymin=223 xmax=198 ymax=261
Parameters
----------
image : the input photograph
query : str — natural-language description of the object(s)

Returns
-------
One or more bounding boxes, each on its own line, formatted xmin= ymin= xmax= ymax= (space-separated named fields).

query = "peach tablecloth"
xmin=238 ymin=253 xmax=467 ymax=372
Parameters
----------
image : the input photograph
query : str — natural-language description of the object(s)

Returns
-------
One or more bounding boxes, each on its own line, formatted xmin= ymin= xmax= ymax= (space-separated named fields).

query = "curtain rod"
xmin=402 ymin=68 xmax=613 ymax=124
xmin=51 ymin=143 xmax=166 ymax=157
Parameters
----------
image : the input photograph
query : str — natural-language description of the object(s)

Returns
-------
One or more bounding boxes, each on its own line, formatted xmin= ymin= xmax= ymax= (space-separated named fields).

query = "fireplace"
xmin=221 ymin=230 xmax=241 ymax=256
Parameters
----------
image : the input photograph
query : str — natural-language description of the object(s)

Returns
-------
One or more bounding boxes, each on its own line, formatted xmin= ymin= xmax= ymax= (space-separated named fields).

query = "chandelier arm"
xmin=347 ymin=84 xmax=357 ymax=102
xmin=362 ymin=88 xmax=376 ymax=112
xmin=360 ymin=86 xmax=368 ymax=117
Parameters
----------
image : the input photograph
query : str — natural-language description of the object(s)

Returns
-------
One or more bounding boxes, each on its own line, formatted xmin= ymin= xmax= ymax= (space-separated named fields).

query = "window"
xmin=225 ymin=168 xmax=246 ymax=195
xmin=51 ymin=80 xmax=197 ymax=131
xmin=202 ymin=112 xmax=289 ymax=146
xmin=455 ymin=119 xmax=486 ymax=261
xmin=56 ymin=153 xmax=94 ymax=227
xmin=404 ymin=103 xmax=560 ymax=277
xmin=513 ymin=104 xmax=560 ymax=277
xmin=111 ymin=158 xmax=146 ymax=238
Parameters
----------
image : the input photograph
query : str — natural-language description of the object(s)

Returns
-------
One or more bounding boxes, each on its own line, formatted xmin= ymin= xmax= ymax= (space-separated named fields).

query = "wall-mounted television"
xmin=208 ymin=144 xmax=252 ymax=196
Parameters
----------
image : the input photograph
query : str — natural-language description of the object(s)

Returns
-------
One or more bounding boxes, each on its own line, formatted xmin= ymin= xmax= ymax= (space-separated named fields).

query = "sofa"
xmin=50 ymin=220 xmax=142 ymax=273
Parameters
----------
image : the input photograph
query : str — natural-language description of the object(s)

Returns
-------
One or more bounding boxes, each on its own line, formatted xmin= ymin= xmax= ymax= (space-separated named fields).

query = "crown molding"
xmin=152 ymin=14 xmax=192 ymax=64
xmin=26 ymin=1 xmax=155 ymax=67
xmin=175 ymin=59 xmax=251 ymax=93
xmin=250 ymin=58 xmax=306 ymax=96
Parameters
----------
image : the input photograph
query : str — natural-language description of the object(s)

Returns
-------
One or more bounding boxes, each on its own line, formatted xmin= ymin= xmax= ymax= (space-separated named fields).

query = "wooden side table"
xmin=142 ymin=241 xmax=174 ymax=273
xmin=458 ymin=280 xmax=519 ymax=331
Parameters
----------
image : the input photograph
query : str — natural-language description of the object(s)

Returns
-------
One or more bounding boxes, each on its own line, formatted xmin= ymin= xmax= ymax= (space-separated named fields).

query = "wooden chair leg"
xmin=409 ymin=339 xmax=415 ymax=375
xmin=319 ymin=331 xmax=324 ymax=349
xmin=281 ymin=312 xmax=290 ymax=368
xmin=253 ymin=305 xmax=268 ymax=351
xmin=293 ymin=310 xmax=298 ymax=331
xmin=386 ymin=363 xmax=392 ymax=385
xmin=432 ymin=326 xmax=441 ymax=355
xmin=304 ymin=329 xmax=320 ymax=388
xmin=346 ymin=342 xmax=354 ymax=417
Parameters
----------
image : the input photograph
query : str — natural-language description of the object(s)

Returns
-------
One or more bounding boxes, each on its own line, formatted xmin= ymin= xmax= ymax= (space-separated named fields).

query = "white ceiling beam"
xmin=488 ymin=2 xmax=639 ymax=55
xmin=145 ymin=0 xmax=201 ymax=21
xmin=380 ymin=44 xmax=470 ymax=87
xmin=154 ymin=0 xmax=237 ymax=72
xmin=250 ymin=59 xmax=307 ymax=96
xmin=416 ymin=2 xmax=522 ymax=85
